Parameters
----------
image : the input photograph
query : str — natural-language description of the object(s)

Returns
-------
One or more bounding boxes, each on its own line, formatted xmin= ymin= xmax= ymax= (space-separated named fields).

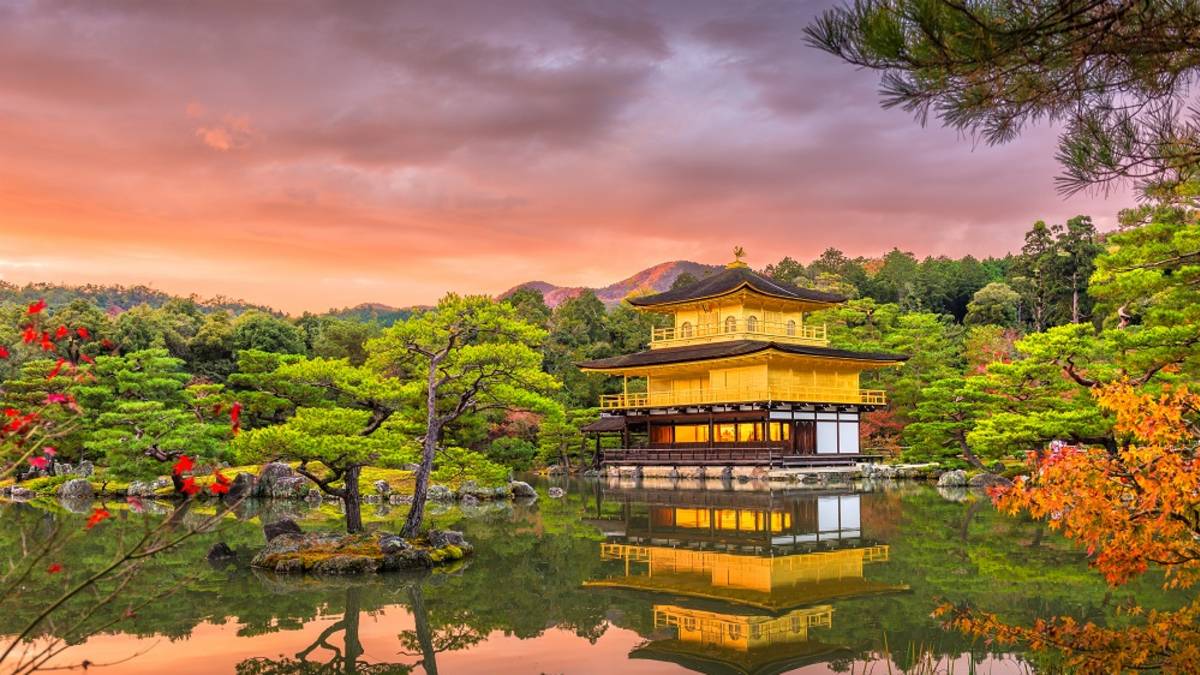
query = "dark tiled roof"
xmin=628 ymin=266 xmax=846 ymax=307
xmin=577 ymin=340 xmax=908 ymax=370
xmin=580 ymin=416 xmax=627 ymax=432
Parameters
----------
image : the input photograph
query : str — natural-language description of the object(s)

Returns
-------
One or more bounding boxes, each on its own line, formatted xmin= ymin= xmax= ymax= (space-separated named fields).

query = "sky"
xmin=0 ymin=0 xmax=1131 ymax=314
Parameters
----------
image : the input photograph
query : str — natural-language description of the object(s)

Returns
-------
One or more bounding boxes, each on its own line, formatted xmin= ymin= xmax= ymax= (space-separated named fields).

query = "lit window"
xmin=680 ymin=321 xmax=693 ymax=338
xmin=770 ymin=422 xmax=792 ymax=441
xmin=724 ymin=316 xmax=737 ymax=333
xmin=715 ymin=423 xmax=737 ymax=442
xmin=786 ymin=320 xmax=797 ymax=336
xmin=736 ymin=423 xmax=761 ymax=442
xmin=675 ymin=424 xmax=710 ymax=443
xmin=746 ymin=316 xmax=759 ymax=332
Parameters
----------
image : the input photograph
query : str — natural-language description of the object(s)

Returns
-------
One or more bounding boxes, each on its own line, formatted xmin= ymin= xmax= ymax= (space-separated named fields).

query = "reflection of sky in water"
xmin=2 ymin=481 xmax=1173 ymax=675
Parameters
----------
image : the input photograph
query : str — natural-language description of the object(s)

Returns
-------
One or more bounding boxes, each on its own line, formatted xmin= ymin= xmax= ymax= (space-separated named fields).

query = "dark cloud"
xmin=0 ymin=0 xmax=1129 ymax=312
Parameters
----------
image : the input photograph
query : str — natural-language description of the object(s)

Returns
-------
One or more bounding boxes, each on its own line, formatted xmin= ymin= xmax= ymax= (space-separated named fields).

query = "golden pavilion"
xmin=578 ymin=254 xmax=907 ymax=467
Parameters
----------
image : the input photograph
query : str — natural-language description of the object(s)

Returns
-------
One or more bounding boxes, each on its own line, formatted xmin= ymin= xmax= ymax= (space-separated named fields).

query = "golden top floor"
xmin=628 ymin=259 xmax=845 ymax=350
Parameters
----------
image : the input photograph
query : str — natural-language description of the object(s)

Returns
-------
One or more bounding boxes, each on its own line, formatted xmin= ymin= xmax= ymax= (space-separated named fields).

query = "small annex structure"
xmin=578 ymin=250 xmax=907 ymax=467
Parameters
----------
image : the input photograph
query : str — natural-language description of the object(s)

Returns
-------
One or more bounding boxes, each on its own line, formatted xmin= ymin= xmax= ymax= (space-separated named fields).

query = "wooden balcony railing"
xmin=650 ymin=320 xmax=828 ymax=349
xmin=599 ymin=386 xmax=887 ymax=410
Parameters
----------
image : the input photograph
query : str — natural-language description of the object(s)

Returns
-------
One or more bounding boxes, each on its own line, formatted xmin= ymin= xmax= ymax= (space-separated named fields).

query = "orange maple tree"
xmin=937 ymin=381 xmax=1200 ymax=671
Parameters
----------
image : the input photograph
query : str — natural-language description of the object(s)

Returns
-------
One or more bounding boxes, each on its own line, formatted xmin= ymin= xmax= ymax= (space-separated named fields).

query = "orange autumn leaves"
xmin=993 ymin=381 xmax=1200 ymax=588
xmin=938 ymin=381 xmax=1200 ymax=671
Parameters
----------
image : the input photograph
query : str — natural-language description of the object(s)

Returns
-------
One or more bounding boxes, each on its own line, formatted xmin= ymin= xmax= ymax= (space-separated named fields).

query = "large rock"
xmin=427 ymin=485 xmax=454 ymax=501
xmin=270 ymin=476 xmax=309 ymax=499
xmin=227 ymin=472 xmax=257 ymax=500
xmin=510 ymin=481 xmax=537 ymax=499
xmin=968 ymin=472 xmax=1013 ymax=488
xmin=548 ymin=487 xmax=565 ymax=499
xmin=373 ymin=480 xmax=391 ymax=496
xmin=57 ymin=478 xmax=94 ymax=500
xmin=937 ymin=470 xmax=968 ymax=487
xmin=457 ymin=481 xmax=511 ymax=500
xmin=378 ymin=534 xmax=410 ymax=555
xmin=256 ymin=462 xmax=297 ymax=498
xmin=263 ymin=518 xmax=303 ymax=542
xmin=426 ymin=529 xmax=468 ymax=549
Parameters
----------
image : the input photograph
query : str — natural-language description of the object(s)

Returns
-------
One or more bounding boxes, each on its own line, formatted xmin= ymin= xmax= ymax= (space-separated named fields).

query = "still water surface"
xmin=1 ymin=478 xmax=1181 ymax=674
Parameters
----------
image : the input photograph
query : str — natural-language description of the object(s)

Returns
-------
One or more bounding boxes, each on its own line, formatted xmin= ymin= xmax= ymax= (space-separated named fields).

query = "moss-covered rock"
xmin=250 ymin=529 xmax=472 ymax=575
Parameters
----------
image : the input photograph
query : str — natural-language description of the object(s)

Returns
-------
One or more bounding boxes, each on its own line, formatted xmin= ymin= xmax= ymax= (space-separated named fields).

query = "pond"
xmin=0 ymin=477 xmax=1181 ymax=674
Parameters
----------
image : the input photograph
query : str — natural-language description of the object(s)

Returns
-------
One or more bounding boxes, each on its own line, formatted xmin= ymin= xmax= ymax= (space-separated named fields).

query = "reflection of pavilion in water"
xmin=584 ymin=487 xmax=907 ymax=674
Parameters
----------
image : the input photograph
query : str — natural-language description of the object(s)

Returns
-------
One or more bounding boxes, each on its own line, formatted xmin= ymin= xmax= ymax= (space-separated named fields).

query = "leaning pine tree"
xmin=368 ymin=294 xmax=561 ymax=538
xmin=234 ymin=357 xmax=410 ymax=533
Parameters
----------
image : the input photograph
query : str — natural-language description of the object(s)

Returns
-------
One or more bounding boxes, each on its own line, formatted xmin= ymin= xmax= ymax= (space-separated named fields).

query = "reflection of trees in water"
xmin=234 ymin=583 xmax=490 ymax=675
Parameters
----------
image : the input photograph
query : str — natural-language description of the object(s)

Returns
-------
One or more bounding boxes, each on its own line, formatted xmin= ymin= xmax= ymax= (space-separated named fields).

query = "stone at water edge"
xmin=226 ymin=472 xmax=257 ymax=500
xmin=548 ymin=487 xmax=565 ymax=498
xmin=388 ymin=493 xmax=412 ymax=505
xmin=263 ymin=518 xmax=303 ymax=542
xmin=9 ymin=487 xmax=36 ymax=500
xmin=255 ymin=462 xmax=297 ymax=498
xmin=509 ymin=481 xmax=537 ymax=499
xmin=378 ymin=534 xmax=410 ymax=554
xmin=937 ymin=469 xmax=968 ymax=487
xmin=460 ymin=494 xmax=480 ymax=507
xmin=373 ymin=480 xmax=391 ymax=496
xmin=968 ymin=472 xmax=1013 ymax=488
xmin=427 ymin=485 xmax=454 ymax=501
xmin=206 ymin=542 xmax=236 ymax=562
xmin=57 ymin=478 xmax=94 ymax=500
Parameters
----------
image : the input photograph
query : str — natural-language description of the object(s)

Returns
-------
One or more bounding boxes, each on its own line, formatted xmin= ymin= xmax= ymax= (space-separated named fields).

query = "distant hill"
xmin=505 ymin=260 xmax=720 ymax=308
xmin=323 ymin=303 xmax=413 ymax=326
xmin=0 ymin=281 xmax=277 ymax=315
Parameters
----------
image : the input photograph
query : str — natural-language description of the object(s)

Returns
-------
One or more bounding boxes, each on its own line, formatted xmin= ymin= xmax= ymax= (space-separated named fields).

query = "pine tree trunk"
xmin=343 ymin=464 xmax=363 ymax=533
xmin=957 ymin=433 xmax=986 ymax=470
xmin=403 ymin=359 xmax=441 ymax=538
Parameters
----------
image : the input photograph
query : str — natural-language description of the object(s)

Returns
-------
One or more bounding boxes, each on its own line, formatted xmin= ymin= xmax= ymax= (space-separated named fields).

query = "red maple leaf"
xmin=172 ymin=454 xmax=194 ymax=476
xmin=45 ymin=393 xmax=68 ymax=404
xmin=54 ymin=325 xmax=68 ymax=340
xmin=29 ymin=456 xmax=49 ymax=470
xmin=210 ymin=470 xmax=231 ymax=495
xmin=180 ymin=476 xmax=201 ymax=496
xmin=39 ymin=332 xmax=54 ymax=351
xmin=44 ymin=446 xmax=57 ymax=457
xmin=230 ymin=402 xmax=243 ymax=435
xmin=85 ymin=507 xmax=111 ymax=530
xmin=76 ymin=326 xmax=90 ymax=339
xmin=27 ymin=299 xmax=46 ymax=314
xmin=0 ymin=346 xmax=8 ymax=359
xmin=47 ymin=359 xmax=67 ymax=379
xmin=47 ymin=563 xmax=62 ymax=574
xmin=22 ymin=325 xmax=36 ymax=344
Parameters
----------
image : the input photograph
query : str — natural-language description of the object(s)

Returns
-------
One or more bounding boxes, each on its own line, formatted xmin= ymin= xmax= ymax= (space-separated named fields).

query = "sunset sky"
xmin=1 ymin=0 xmax=1130 ymax=314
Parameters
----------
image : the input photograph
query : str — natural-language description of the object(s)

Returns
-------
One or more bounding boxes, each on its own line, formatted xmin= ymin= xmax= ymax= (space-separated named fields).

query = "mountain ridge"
xmin=503 ymin=260 xmax=720 ymax=308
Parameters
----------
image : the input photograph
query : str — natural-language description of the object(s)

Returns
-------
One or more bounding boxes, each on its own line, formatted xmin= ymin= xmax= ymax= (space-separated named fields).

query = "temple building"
xmin=578 ymin=254 xmax=907 ymax=467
